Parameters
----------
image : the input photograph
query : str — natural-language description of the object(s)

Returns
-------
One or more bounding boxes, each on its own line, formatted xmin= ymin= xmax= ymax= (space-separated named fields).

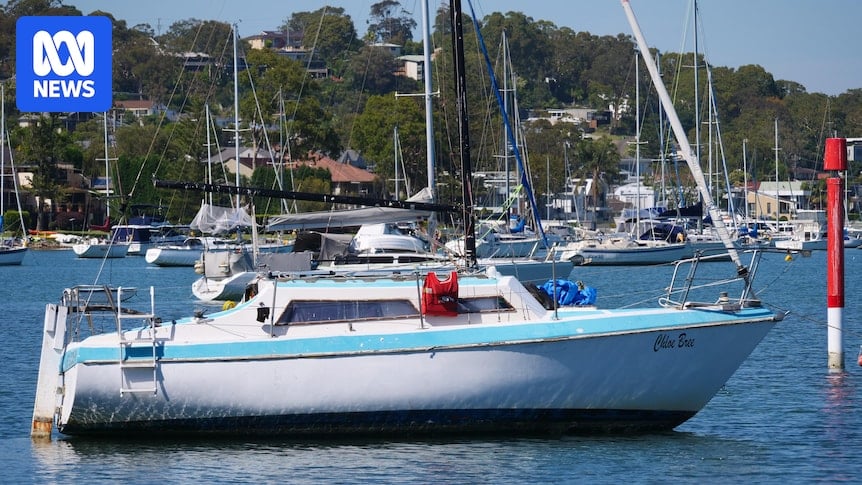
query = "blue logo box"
xmin=16 ymin=16 xmax=112 ymax=112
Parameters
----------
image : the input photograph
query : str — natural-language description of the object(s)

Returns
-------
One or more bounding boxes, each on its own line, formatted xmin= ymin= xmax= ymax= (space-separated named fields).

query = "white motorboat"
xmin=774 ymin=210 xmax=828 ymax=251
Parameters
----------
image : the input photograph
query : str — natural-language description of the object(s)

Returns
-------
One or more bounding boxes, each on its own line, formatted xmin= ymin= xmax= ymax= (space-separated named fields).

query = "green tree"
xmin=156 ymin=19 xmax=234 ymax=56
xmin=367 ymin=0 xmax=417 ymax=45
xmin=240 ymin=48 xmax=341 ymax=157
xmin=113 ymin=27 xmax=180 ymax=102
xmin=479 ymin=11 xmax=554 ymax=108
xmin=544 ymin=28 xmax=591 ymax=104
xmin=521 ymin=119 xmax=582 ymax=197
xmin=346 ymin=45 xmax=400 ymax=95
xmin=352 ymin=94 xmax=426 ymax=197
xmin=15 ymin=114 xmax=70 ymax=230
xmin=571 ymin=136 xmax=620 ymax=228
xmin=283 ymin=7 xmax=359 ymax=67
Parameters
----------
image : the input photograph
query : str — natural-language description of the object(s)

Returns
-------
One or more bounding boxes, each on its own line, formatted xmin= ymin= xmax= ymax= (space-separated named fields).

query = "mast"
xmin=691 ymin=0 xmax=706 ymax=233
xmin=742 ymin=138 xmax=749 ymax=223
xmin=656 ymin=51 xmax=667 ymax=209
xmin=275 ymin=91 xmax=290 ymax=214
xmin=502 ymin=32 xmax=511 ymax=220
xmin=153 ymin=179 xmax=458 ymax=213
xmin=103 ymin=114 xmax=110 ymax=222
xmin=205 ymin=104 xmax=213 ymax=206
xmin=394 ymin=126 xmax=400 ymax=198
xmin=1 ymin=84 xmax=5 ymax=225
xmin=773 ymin=118 xmax=780 ymax=221
xmin=420 ymin=0 xmax=436 ymax=201
xmin=232 ymin=24 xmax=241 ymax=211
xmin=466 ymin=1 xmax=548 ymax=247
xmin=95 ymin=113 xmax=118 ymax=226
xmin=621 ymin=0 xmax=744 ymax=270
xmin=635 ymin=48 xmax=642 ymax=230
xmin=692 ymin=0 xmax=702 ymax=187
xmin=422 ymin=0 xmax=439 ymax=247
xmin=450 ymin=0 xmax=476 ymax=265
xmin=2 ymin=83 xmax=28 ymax=241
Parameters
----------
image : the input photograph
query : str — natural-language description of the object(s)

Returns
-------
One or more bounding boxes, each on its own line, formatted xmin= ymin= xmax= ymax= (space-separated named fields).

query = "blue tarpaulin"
xmin=510 ymin=215 xmax=526 ymax=233
xmin=540 ymin=279 xmax=597 ymax=306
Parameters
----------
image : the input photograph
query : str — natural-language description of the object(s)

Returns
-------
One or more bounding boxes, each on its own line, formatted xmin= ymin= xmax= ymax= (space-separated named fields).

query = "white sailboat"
xmin=445 ymin=31 xmax=553 ymax=262
xmin=188 ymin=203 xmax=294 ymax=301
xmin=31 ymin=0 xmax=781 ymax=439
xmin=71 ymin=236 xmax=130 ymax=258
xmin=72 ymin=114 xmax=129 ymax=259
xmin=145 ymin=105 xmax=231 ymax=267
xmin=145 ymin=236 xmax=234 ymax=267
xmin=0 ymin=83 xmax=28 ymax=265
xmin=185 ymin=29 xmax=295 ymax=300
xmin=563 ymin=232 xmax=694 ymax=266
xmin=560 ymin=50 xmax=690 ymax=266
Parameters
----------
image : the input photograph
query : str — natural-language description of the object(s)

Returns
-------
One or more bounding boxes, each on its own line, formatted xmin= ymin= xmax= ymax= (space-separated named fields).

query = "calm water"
xmin=2 ymin=249 xmax=861 ymax=483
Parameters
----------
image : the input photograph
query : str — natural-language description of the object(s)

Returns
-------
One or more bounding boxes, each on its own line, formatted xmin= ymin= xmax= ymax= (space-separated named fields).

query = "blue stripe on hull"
xmin=59 ymin=408 xmax=695 ymax=437
xmin=67 ymin=307 xmax=776 ymax=369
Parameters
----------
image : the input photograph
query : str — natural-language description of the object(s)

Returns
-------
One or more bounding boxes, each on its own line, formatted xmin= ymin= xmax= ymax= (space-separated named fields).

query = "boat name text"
xmin=653 ymin=332 xmax=695 ymax=352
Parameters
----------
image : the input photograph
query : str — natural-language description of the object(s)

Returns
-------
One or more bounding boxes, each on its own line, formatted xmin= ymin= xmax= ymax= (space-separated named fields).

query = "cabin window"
xmin=276 ymin=299 xmax=419 ymax=325
xmin=457 ymin=296 xmax=514 ymax=313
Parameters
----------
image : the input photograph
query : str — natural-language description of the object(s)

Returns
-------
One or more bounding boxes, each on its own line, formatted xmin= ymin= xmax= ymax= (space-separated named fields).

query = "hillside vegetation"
xmin=1 ymin=0 xmax=859 ymax=223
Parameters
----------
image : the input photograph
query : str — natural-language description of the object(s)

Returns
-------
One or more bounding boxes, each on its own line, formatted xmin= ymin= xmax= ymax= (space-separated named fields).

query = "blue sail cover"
xmin=540 ymin=279 xmax=597 ymax=306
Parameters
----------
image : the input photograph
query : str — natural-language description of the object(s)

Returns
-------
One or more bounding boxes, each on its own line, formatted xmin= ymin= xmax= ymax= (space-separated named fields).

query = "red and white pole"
xmin=824 ymin=138 xmax=846 ymax=372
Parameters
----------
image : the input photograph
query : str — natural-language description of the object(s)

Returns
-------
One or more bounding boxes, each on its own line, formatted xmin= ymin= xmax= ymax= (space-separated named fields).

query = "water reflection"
xmin=22 ymin=431 xmax=791 ymax=483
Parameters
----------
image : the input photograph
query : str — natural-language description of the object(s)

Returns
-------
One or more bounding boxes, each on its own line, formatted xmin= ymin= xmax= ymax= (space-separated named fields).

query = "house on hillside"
xmin=204 ymin=147 xmax=280 ymax=180
xmin=290 ymin=154 xmax=382 ymax=199
xmin=245 ymin=30 xmax=303 ymax=50
xmin=396 ymin=55 xmax=425 ymax=81
xmin=371 ymin=43 xmax=402 ymax=57
xmin=15 ymin=163 xmax=91 ymax=230
xmin=204 ymin=149 xmax=382 ymax=200
xmin=742 ymin=191 xmax=794 ymax=221
xmin=113 ymin=100 xmax=164 ymax=124
xmin=756 ymin=181 xmax=809 ymax=217
xmin=245 ymin=31 xmax=328 ymax=78
xmin=179 ymin=52 xmax=215 ymax=72
xmin=114 ymin=99 xmax=155 ymax=117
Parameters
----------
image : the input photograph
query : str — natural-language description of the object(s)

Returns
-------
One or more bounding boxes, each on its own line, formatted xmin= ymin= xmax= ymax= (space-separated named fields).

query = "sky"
xmin=65 ymin=0 xmax=860 ymax=96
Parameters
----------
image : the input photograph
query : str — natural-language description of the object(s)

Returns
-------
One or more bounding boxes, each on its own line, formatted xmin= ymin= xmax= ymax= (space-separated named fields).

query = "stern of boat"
xmin=32 ymin=285 xmax=156 ymax=439
xmin=31 ymin=302 xmax=68 ymax=439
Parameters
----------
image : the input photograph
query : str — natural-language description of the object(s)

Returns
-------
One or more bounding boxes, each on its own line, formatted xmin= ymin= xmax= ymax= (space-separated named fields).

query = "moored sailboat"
xmin=72 ymin=114 xmax=130 ymax=259
xmin=31 ymin=0 xmax=782 ymax=439
xmin=0 ymin=83 xmax=28 ymax=265
xmin=71 ymin=235 xmax=130 ymax=259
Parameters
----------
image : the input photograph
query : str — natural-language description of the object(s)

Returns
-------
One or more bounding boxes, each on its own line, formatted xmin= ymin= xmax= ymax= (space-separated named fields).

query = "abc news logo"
xmin=16 ymin=16 xmax=112 ymax=112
